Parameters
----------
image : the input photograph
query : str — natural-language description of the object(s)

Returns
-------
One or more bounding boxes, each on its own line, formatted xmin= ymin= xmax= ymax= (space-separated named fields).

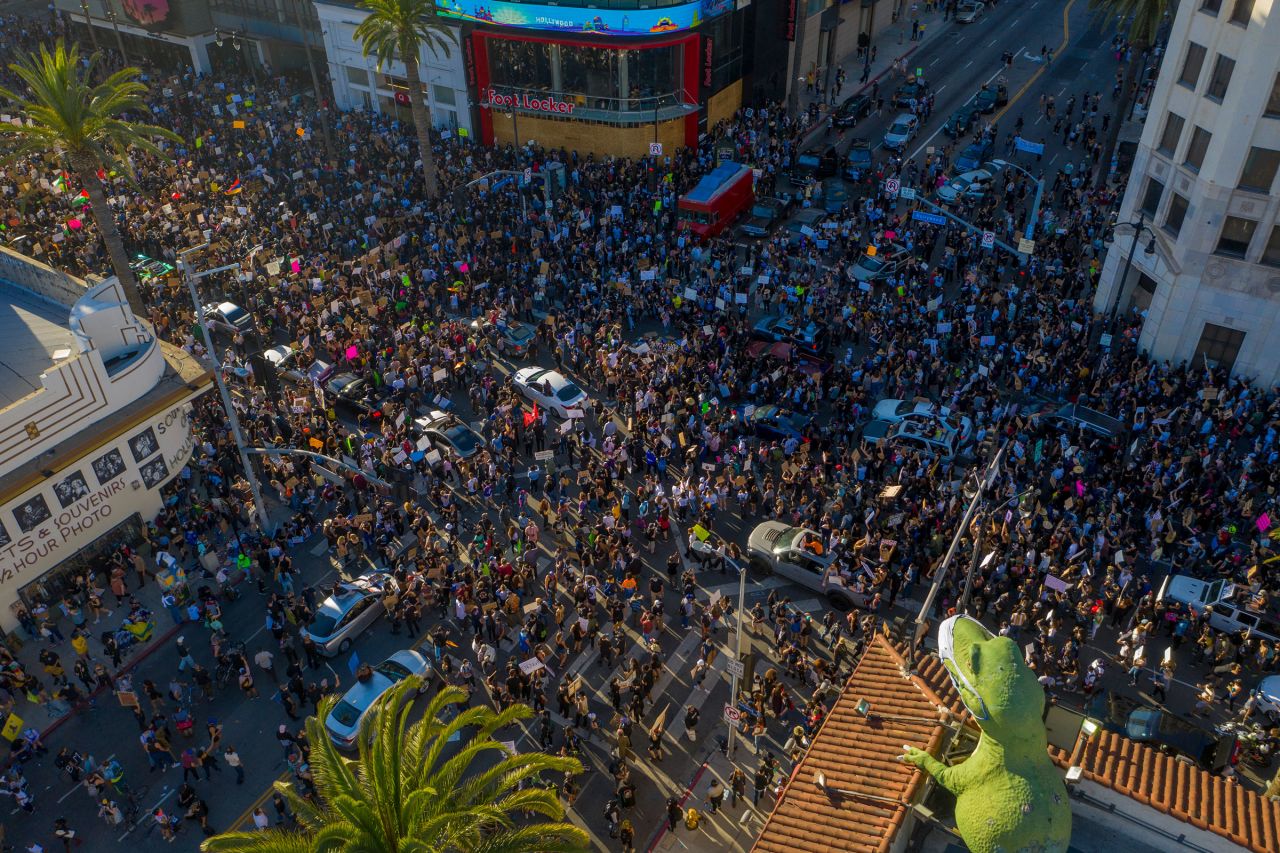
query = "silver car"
xmin=301 ymin=574 xmax=397 ymax=656
xmin=325 ymin=649 xmax=433 ymax=748
xmin=883 ymin=114 xmax=918 ymax=151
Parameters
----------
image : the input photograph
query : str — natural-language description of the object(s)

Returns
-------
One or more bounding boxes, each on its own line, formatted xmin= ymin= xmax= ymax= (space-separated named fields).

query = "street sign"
xmin=884 ymin=178 xmax=900 ymax=195
xmin=1017 ymin=237 xmax=1036 ymax=255
xmin=726 ymin=658 xmax=745 ymax=679
xmin=899 ymin=186 xmax=916 ymax=200
xmin=723 ymin=703 xmax=742 ymax=724
xmin=649 ymin=142 xmax=663 ymax=157
xmin=981 ymin=230 xmax=995 ymax=249
xmin=522 ymin=167 xmax=532 ymax=184
xmin=911 ymin=210 xmax=947 ymax=226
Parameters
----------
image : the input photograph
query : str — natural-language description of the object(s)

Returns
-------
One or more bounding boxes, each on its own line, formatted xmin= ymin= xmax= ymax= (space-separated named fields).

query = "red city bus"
xmin=677 ymin=162 xmax=754 ymax=241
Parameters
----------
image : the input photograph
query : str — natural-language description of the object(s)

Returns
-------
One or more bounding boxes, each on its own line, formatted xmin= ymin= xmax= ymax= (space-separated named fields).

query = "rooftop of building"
xmin=752 ymin=632 xmax=1280 ymax=853
xmin=0 ymin=283 xmax=79 ymax=411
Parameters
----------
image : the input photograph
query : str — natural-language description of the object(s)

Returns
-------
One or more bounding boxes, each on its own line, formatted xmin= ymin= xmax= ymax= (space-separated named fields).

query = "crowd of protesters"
xmin=3 ymin=4 xmax=1280 ymax=848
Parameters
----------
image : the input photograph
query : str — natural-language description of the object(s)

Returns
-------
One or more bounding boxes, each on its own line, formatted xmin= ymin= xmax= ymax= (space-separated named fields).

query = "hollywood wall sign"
xmin=481 ymin=89 xmax=576 ymax=115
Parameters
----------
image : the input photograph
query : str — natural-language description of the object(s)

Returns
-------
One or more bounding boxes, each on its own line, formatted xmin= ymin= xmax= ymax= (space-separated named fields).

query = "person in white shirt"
xmin=252 ymin=807 xmax=270 ymax=831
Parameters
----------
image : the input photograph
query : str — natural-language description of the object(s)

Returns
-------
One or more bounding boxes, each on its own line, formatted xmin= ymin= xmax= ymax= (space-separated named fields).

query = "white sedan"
xmin=324 ymin=649 xmax=433 ymax=748
xmin=935 ymin=162 xmax=1006 ymax=205
xmin=513 ymin=367 xmax=589 ymax=419
xmin=871 ymin=398 xmax=974 ymax=444
xmin=1256 ymin=675 xmax=1280 ymax=723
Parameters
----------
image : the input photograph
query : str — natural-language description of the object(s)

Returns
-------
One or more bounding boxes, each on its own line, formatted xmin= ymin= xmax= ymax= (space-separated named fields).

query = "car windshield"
xmin=894 ymin=401 xmax=915 ymax=416
xmin=224 ymin=307 xmax=248 ymax=323
xmin=329 ymin=700 xmax=363 ymax=728
xmin=331 ymin=376 xmax=359 ymax=393
xmin=796 ymin=155 xmax=820 ymax=168
xmin=860 ymin=255 xmax=886 ymax=272
xmin=555 ymin=382 xmax=584 ymax=403
xmin=849 ymin=149 xmax=871 ymax=164
xmin=749 ymin=204 xmax=775 ymax=218
xmin=374 ymin=660 xmax=413 ymax=682
xmin=891 ymin=121 xmax=911 ymax=134
xmin=308 ymin=611 xmax=339 ymax=638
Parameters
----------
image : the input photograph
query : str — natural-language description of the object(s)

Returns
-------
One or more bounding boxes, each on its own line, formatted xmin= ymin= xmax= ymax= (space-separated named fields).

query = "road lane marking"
xmin=992 ymin=0 xmax=1078 ymax=125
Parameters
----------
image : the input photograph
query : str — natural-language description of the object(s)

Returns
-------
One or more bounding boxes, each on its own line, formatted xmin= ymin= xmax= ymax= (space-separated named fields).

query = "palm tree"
xmin=354 ymin=0 xmax=456 ymax=198
xmin=201 ymin=682 xmax=590 ymax=852
xmin=1089 ymin=0 xmax=1168 ymax=189
xmin=0 ymin=40 xmax=180 ymax=319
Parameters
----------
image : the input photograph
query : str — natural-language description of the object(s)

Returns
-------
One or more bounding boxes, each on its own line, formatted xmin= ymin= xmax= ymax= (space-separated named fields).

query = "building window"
xmin=1200 ymin=0 xmax=1222 ymax=13
xmin=1164 ymin=193 xmax=1189 ymax=237
xmin=1178 ymin=43 xmax=1207 ymax=89
xmin=1183 ymin=126 xmax=1211 ymax=172
xmin=1215 ymin=216 xmax=1257 ymax=258
xmin=432 ymin=85 xmax=456 ymax=107
xmin=346 ymin=66 xmax=369 ymax=86
xmin=1205 ymin=55 xmax=1235 ymax=101
xmin=1268 ymin=74 xmax=1280 ymax=118
xmin=1262 ymin=226 xmax=1280 ymax=267
xmin=1194 ymin=323 xmax=1246 ymax=372
xmin=1239 ymin=147 xmax=1280 ymax=192
xmin=1139 ymin=177 xmax=1165 ymax=217
xmin=1156 ymin=112 xmax=1184 ymax=156
xmin=1229 ymin=0 xmax=1254 ymax=25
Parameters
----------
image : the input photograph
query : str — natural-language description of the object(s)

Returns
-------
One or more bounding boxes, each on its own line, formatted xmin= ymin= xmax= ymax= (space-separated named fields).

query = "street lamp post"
xmin=105 ymin=9 xmax=128 ymax=65
xmin=79 ymin=1 xmax=99 ymax=50
xmin=178 ymin=245 xmax=272 ymax=534
xmin=998 ymin=159 xmax=1045 ymax=243
xmin=1105 ymin=213 xmax=1157 ymax=337
xmin=724 ymin=552 xmax=748 ymax=759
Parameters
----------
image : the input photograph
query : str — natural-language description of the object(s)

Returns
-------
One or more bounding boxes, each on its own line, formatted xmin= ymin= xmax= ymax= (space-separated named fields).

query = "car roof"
xmin=795 ymin=209 xmax=826 ymax=222
xmin=892 ymin=113 xmax=915 ymax=123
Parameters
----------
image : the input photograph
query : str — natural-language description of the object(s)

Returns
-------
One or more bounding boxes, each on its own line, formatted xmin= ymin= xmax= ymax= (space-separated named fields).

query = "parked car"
xmin=302 ymin=574 xmax=398 ymax=656
xmin=883 ymin=114 xmax=919 ymax=151
xmin=818 ymin=178 xmax=854 ymax=214
xmin=129 ymin=253 xmax=175 ymax=282
xmin=1255 ymin=675 xmax=1280 ymax=723
xmin=955 ymin=1 xmax=984 ymax=22
xmin=742 ymin=404 xmax=813 ymax=441
xmin=325 ymin=372 xmax=381 ymax=417
xmin=871 ymin=398 xmax=974 ymax=443
xmin=201 ymin=301 xmax=255 ymax=336
xmin=751 ymin=315 xmax=831 ymax=360
xmin=305 ymin=359 xmax=335 ymax=386
xmin=845 ymin=139 xmax=875 ymax=181
xmin=936 ymin=162 xmax=1006 ymax=204
xmin=954 ymin=140 xmax=995 ymax=172
xmin=943 ymin=105 xmax=980 ymax=138
xmin=259 ymin=345 xmax=308 ymax=384
xmin=1045 ymin=403 xmax=1126 ymax=438
xmin=1126 ymin=708 xmax=1237 ymax=772
xmin=861 ymin=415 xmax=962 ymax=460
xmin=846 ymin=243 xmax=908 ymax=284
xmin=789 ymin=147 xmax=840 ymax=184
xmin=974 ymin=84 xmax=1008 ymax=113
xmin=893 ymin=76 xmax=927 ymax=106
xmin=738 ymin=197 xmax=792 ymax=239
xmin=470 ymin=318 xmax=536 ymax=358
xmin=512 ymin=367 xmax=589 ymax=419
xmin=783 ymin=208 xmax=828 ymax=247
xmin=413 ymin=410 xmax=482 ymax=463
xmin=833 ymin=93 xmax=872 ymax=128
xmin=325 ymin=650 xmax=433 ymax=748
xmin=747 ymin=521 xmax=863 ymax=610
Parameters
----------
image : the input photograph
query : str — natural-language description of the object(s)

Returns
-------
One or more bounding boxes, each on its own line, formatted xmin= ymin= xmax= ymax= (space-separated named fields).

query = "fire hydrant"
xmin=684 ymin=807 xmax=702 ymax=830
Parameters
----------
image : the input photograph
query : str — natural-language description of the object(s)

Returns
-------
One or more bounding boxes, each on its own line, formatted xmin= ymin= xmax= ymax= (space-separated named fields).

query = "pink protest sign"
xmin=1258 ymin=513 xmax=1272 ymax=532
xmin=345 ymin=345 xmax=359 ymax=361
xmin=290 ymin=259 xmax=300 ymax=273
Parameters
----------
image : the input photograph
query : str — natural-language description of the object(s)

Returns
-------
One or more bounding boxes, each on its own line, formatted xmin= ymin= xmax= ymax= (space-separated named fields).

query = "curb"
xmin=643 ymin=756 xmax=712 ymax=853
xmin=799 ymin=43 xmax=924 ymax=151
xmin=32 ymin=620 xmax=185 ymax=742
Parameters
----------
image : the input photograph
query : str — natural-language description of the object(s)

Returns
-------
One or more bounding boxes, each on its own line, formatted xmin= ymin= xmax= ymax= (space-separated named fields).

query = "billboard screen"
xmin=435 ymin=0 xmax=732 ymax=37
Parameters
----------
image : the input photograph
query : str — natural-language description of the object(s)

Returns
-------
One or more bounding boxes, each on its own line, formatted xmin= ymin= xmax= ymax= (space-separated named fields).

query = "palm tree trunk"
xmin=1094 ymin=41 xmax=1146 ymax=191
xmin=71 ymin=155 xmax=147 ymax=318
xmin=404 ymin=56 xmax=440 ymax=198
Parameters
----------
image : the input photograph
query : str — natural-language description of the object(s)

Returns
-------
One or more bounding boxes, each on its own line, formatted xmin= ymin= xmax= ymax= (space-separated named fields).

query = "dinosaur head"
xmin=938 ymin=615 xmax=1045 ymax=733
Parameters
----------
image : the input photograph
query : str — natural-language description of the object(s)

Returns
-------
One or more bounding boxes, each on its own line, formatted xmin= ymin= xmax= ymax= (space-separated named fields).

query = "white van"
xmin=1158 ymin=574 xmax=1280 ymax=642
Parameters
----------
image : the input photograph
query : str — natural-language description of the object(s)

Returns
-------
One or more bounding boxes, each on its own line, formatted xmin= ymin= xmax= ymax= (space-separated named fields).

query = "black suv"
xmin=845 ymin=139 xmax=874 ymax=182
xmin=832 ymin=93 xmax=872 ymax=128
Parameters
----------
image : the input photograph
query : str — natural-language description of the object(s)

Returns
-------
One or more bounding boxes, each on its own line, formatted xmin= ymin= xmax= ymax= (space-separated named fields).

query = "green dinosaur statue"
xmin=900 ymin=614 xmax=1072 ymax=853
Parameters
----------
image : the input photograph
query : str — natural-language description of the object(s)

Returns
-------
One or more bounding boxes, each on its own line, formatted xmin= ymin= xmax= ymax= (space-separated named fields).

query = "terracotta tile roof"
xmin=753 ymin=634 xmax=960 ymax=853
xmin=755 ymin=631 xmax=1280 ymax=853
xmin=1051 ymin=730 xmax=1280 ymax=853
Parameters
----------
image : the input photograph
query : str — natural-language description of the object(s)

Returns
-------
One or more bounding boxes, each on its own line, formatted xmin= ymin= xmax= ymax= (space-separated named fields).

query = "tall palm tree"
xmin=0 ymin=40 xmax=180 ymax=318
xmin=1089 ymin=0 xmax=1168 ymax=189
xmin=354 ymin=0 xmax=456 ymax=198
xmin=202 ymin=682 xmax=590 ymax=852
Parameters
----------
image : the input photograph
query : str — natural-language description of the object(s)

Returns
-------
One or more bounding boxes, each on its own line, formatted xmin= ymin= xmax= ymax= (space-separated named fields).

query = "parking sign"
xmin=981 ymin=230 xmax=995 ymax=249
xmin=884 ymin=178 xmax=900 ymax=196
xmin=649 ymin=142 xmax=663 ymax=157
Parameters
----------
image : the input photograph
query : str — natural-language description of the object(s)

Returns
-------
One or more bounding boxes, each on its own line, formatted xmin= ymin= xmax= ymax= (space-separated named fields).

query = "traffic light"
xmin=248 ymin=352 xmax=280 ymax=396
xmin=389 ymin=466 xmax=413 ymax=504
xmin=542 ymin=161 xmax=566 ymax=204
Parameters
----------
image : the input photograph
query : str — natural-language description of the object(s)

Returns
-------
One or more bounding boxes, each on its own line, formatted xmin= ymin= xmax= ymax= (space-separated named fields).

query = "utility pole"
xmin=179 ymin=246 xmax=272 ymax=534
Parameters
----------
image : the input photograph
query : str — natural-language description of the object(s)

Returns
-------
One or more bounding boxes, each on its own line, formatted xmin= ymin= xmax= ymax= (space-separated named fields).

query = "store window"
xmin=487 ymin=38 xmax=682 ymax=113
xmin=488 ymin=39 xmax=555 ymax=94
xmin=560 ymin=45 xmax=624 ymax=105
xmin=1178 ymin=42 xmax=1206 ymax=89
xmin=1194 ymin=323 xmax=1246 ymax=372
xmin=17 ymin=513 xmax=144 ymax=612
xmin=704 ymin=12 xmax=745 ymax=94
xmin=1215 ymin=216 xmax=1257 ymax=258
